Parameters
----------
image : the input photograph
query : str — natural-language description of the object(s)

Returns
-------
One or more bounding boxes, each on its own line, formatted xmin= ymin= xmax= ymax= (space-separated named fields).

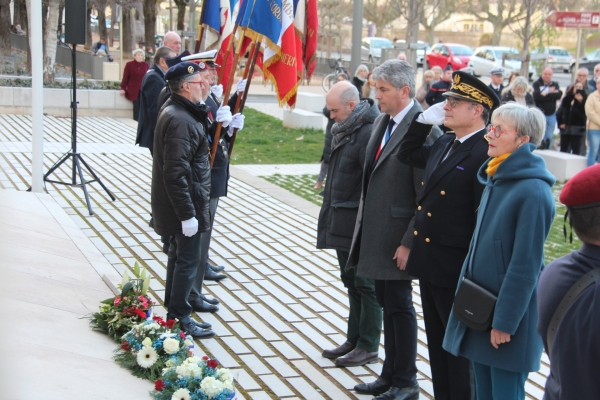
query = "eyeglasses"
xmin=185 ymin=81 xmax=203 ymax=85
xmin=486 ymin=124 xmax=518 ymax=138
xmin=444 ymin=97 xmax=477 ymax=109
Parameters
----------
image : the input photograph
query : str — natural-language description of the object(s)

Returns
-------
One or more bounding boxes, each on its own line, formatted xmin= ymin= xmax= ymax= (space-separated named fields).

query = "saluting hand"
xmin=490 ymin=328 xmax=511 ymax=349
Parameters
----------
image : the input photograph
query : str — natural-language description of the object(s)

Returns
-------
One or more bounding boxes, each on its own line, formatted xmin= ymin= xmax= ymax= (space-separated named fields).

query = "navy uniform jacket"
xmin=488 ymin=83 xmax=504 ymax=99
xmin=425 ymin=80 xmax=451 ymax=106
xmin=397 ymin=120 xmax=489 ymax=287
xmin=537 ymin=243 xmax=600 ymax=400
xmin=136 ymin=64 xmax=166 ymax=153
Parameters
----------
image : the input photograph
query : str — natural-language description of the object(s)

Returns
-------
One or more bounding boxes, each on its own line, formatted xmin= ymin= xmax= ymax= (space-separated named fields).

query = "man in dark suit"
xmin=397 ymin=71 xmax=500 ymax=400
xmin=136 ymin=46 xmax=176 ymax=155
xmin=348 ymin=59 xmax=442 ymax=400
xmin=488 ymin=67 xmax=505 ymax=99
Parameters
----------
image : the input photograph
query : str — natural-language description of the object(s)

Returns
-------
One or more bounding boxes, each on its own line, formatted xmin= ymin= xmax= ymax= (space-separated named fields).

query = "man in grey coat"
xmin=347 ymin=60 xmax=442 ymax=400
xmin=317 ymin=81 xmax=381 ymax=367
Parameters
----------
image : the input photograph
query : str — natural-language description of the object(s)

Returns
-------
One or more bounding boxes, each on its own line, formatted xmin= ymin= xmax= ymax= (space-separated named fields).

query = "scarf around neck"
xmin=330 ymin=100 xmax=370 ymax=147
xmin=486 ymin=153 xmax=511 ymax=177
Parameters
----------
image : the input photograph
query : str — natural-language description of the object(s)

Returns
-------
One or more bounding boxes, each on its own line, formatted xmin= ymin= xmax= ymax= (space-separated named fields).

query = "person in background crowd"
xmin=559 ymin=81 xmax=587 ymax=155
xmin=501 ymin=76 xmax=534 ymax=107
xmin=398 ymin=71 xmax=498 ymax=400
xmin=532 ymin=67 xmax=563 ymax=149
xmin=574 ymin=67 xmax=589 ymax=89
xmin=120 ymin=49 xmax=149 ymax=121
xmin=163 ymin=31 xmax=182 ymax=54
xmin=588 ymin=64 xmax=600 ymax=93
xmin=10 ymin=25 xmax=16 ymax=34
xmin=584 ymin=76 xmax=600 ymax=165
xmin=318 ymin=81 xmax=381 ymax=368
xmin=353 ymin=64 xmax=369 ymax=95
xmin=350 ymin=59 xmax=441 ymax=400
xmin=426 ymin=64 xmax=453 ymax=107
xmin=397 ymin=52 xmax=407 ymax=61
xmin=508 ymin=72 xmax=520 ymax=84
xmin=91 ymin=37 xmax=113 ymax=62
xmin=362 ymin=71 xmax=377 ymax=103
xmin=488 ymin=67 xmax=505 ymax=99
xmin=431 ymin=65 xmax=443 ymax=83
xmin=151 ymin=61 xmax=215 ymax=339
xmin=415 ymin=70 xmax=434 ymax=110
xmin=14 ymin=24 xmax=25 ymax=35
xmin=443 ymin=102 xmax=555 ymax=400
xmin=537 ymin=164 xmax=600 ymax=400
xmin=136 ymin=46 xmax=176 ymax=154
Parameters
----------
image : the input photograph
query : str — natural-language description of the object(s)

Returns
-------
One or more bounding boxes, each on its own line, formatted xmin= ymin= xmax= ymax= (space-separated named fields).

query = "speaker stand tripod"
xmin=43 ymin=44 xmax=115 ymax=215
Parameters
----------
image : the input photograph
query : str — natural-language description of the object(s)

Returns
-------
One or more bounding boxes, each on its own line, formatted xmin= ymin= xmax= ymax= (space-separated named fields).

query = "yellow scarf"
xmin=486 ymin=153 xmax=511 ymax=177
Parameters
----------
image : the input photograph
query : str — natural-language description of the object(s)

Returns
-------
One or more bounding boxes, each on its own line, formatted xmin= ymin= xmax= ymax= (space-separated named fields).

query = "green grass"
xmin=230 ymin=108 xmax=324 ymax=164
xmin=262 ymin=175 xmax=580 ymax=264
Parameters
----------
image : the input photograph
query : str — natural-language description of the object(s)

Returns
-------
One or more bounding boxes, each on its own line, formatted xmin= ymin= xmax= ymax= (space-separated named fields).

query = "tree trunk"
xmin=491 ymin=24 xmax=502 ymax=46
xmin=97 ymin=0 xmax=108 ymax=39
xmin=122 ymin=5 xmax=133 ymax=56
xmin=44 ymin=0 xmax=60 ymax=81
xmin=176 ymin=2 xmax=185 ymax=31
xmin=143 ymin=0 xmax=157 ymax=53
xmin=86 ymin=1 xmax=93 ymax=47
xmin=25 ymin=0 xmax=31 ymax=73
xmin=42 ymin=0 xmax=49 ymax=44
xmin=0 ymin=0 xmax=11 ymax=58
xmin=58 ymin=0 xmax=64 ymax=39
xmin=404 ymin=0 xmax=420 ymax=68
xmin=15 ymin=0 xmax=28 ymax=31
xmin=109 ymin=0 xmax=116 ymax=46
xmin=520 ymin=7 xmax=532 ymax=77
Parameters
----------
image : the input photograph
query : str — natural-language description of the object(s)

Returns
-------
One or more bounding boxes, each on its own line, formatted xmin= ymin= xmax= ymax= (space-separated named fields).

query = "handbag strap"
xmin=546 ymin=267 xmax=600 ymax=355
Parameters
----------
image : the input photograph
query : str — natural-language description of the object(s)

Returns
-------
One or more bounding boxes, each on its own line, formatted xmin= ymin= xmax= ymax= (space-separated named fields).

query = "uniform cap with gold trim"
xmin=442 ymin=71 xmax=500 ymax=111
xmin=165 ymin=61 xmax=206 ymax=81
xmin=182 ymin=49 xmax=221 ymax=68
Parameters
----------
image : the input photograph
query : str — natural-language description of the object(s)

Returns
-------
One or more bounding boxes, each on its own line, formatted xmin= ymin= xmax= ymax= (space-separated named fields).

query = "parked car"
xmin=468 ymin=46 xmax=535 ymax=80
xmin=361 ymin=37 xmax=394 ymax=62
xmin=532 ymin=46 xmax=572 ymax=73
xmin=570 ymin=49 xmax=600 ymax=72
xmin=425 ymin=43 xmax=474 ymax=70
xmin=395 ymin=40 xmax=430 ymax=66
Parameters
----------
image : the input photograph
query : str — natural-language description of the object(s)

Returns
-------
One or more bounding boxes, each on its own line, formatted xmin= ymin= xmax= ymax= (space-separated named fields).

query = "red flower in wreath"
xmin=165 ymin=319 xmax=176 ymax=329
xmin=134 ymin=308 xmax=147 ymax=319
xmin=154 ymin=380 xmax=165 ymax=391
xmin=121 ymin=342 xmax=130 ymax=351
xmin=114 ymin=296 xmax=121 ymax=306
xmin=202 ymin=355 xmax=209 ymax=360
xmin=179 ymin=331 xmax=186 ymax=339
xmin=207 ymin=359 xmax=218 ymax=369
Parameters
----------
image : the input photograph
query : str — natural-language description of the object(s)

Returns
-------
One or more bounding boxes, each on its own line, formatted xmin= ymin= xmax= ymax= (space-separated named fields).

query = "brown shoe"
xmin=321 ymin=340 xmax=356 ymax=359
xmin=334 ymin=347 xmax=379 ymax=367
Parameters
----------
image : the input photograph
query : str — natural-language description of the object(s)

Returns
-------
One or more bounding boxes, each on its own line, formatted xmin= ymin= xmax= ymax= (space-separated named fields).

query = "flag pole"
xmin=194 ymin=0 xmax=209 ymax=53
xmin=210 ymin=29 xmax=246 ymax=167
xmin=228 ymin=36 xmax=261 ymax=158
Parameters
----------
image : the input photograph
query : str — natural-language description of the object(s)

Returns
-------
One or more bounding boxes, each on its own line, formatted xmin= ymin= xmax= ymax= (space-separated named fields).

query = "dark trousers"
xmin=419 ymin=280 xmax=473 ymax=400
xmin=472 ymin=362 xmax=527 ymax=400
xmin=189 ymin=197 xmax=219 ymax=302
xmin=338 ymin=250 xmax=382 ymax=352
xmin=375 ymin=279 xmax=417 ymax=388
xmin=133 ymin=98 xmax=140 ymax=121
xmin=560 ymin=134 xmax=583 ymax=155
xmin=164 ymin=231 xmax=202 ymax=326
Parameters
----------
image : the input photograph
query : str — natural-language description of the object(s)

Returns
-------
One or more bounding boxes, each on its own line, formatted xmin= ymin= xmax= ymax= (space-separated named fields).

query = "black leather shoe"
xmin=204 ymin=268 xmax=227 ymax=281
xmin=207 ymin=261 xmax=225 ymax=272
xmin=191 ymin=319 xmax=211 ymax=329
xmin=181 ymin=323 xmax=215 ymax=339
xmin=322 ymin=340 xmax=356 ymax=359
xmin=335 ymin=347 xmax=379 ymax=367
xmin=200 ymin=293 xmax=220 ymax=305
xmin=354 ymin=378 xmax=391 ymax=396
xmin=191 ymin=300 xmax=219 ymax=313
xmin=373 ymin=385 xmax=420 ymax=400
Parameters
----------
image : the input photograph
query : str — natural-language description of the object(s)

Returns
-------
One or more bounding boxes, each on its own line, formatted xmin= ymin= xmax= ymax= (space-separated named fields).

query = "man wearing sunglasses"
xmin=397 ymin=71 xmax=500 ymax=400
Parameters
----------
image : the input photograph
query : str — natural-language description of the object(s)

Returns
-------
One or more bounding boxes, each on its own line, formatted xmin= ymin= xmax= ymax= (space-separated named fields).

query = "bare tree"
xmin=364 ymin=0 xmax=400 ymax=32
xmin=0 ymin=0 xmax=11 ymax=59
xmin=143 ymin=0 xmax=158 ymax=52
xmin=43 ymin=0 xmax=60 ymax=81
xmin=419 ymin=0 xmax=454 ymax=45
xmin=319 ymin=0 xmax=344 ymax=58
xmin=93 ymin=0 xmax=110 ymax=39
xmin=468 ymin=0 xmax=527 ymax=46
xmin=173 ymin=0 xmax=187 ymax=31
xmin=86 ymin=0 xmax=93 ymax=47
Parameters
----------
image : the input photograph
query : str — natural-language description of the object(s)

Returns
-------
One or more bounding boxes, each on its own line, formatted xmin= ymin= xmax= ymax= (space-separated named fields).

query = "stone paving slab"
xmin=0 ymin=113 xmax=549 ymax=399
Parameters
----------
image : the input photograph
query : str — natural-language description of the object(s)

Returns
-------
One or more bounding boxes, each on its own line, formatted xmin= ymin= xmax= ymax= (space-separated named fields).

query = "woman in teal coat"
xmin=443 ymin=103 xmax=556 ymax=399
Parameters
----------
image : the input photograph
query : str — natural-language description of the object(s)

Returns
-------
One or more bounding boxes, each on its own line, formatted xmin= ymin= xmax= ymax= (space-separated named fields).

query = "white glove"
xmin=228 ymin=113 xmax=245 ymax=136
xmin=417 ymin=101 xmax=446 ymax=126
xmin=210 ymin=84 xmax=223 ymax=98
xmin=216 ymin=105 xmax=232 ymax=128
xmin=236 ymin=79 xmax=247 ymax=94
xmin=181 ymin=217 xmax=198 ymax=237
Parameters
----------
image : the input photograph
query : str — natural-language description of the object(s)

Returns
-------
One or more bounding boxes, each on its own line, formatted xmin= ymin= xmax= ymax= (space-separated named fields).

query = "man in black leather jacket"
xmin=151 ymin=61 xmax=215 ymax=339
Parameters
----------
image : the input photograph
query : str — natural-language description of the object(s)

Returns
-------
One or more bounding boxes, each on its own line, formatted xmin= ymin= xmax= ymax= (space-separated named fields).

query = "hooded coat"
xmin=443 ymin=143 xmax=556 ymax=372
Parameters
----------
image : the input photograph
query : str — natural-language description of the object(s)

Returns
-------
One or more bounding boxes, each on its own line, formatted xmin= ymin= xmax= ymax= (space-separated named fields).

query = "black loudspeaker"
xmin=65 ymin=0 xmax=87 ymax=44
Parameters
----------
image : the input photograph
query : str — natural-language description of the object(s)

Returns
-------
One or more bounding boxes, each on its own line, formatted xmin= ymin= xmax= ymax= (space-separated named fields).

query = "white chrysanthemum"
xmin=136 ymin=346 xmax=158 ymax=368
xmin=163 ymin=338 xmax=180 ymax=354
xmin=216 ymin=368 xmax=233 ymax=385
xmin=142 ymin=337 xmax=152 ymax=347
xmin=166 ymin=359 xmax=175 ymax=367
xmin=184 ymin=339 xmax=193 ymax=347
xmin=171 ymin=388 xmax=191 ymax=400
xmin=201 ymin=376 xmax=225 ymax=398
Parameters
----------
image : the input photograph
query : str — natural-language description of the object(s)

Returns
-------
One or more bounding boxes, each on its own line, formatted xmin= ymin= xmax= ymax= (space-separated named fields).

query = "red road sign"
xmin=546 ymin=11 xmax=600 ymax=28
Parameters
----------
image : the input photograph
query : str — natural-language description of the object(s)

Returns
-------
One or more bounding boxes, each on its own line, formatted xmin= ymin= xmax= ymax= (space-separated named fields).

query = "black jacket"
xmin=426 ymin=80 xmax=451 ymax=106
xmin=321 ymin=107 xmax=334 ymax=164
xmin=317 ymin=99 xmax=378 ymax=251
xmin=488 ymin=83 xmax=504 ymax=99
xmin=151 ymin=94 xmax=211 ymax=237
xmin=501 ymin=90 xmax=535 ymax=107
xmin=352 ymin=76 xmax=365 ymax=95
xmin=560 ymin=86 xmax=588 ymax=132
xmin=532 ymin=77 xmax=563 ymax=116
xmin=136 ymin=65 xmax=166 ymax=153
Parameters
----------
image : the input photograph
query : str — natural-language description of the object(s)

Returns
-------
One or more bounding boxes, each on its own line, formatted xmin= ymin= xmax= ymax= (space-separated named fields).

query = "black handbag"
xmin=453 ymin=277 xmax=497 ymax=332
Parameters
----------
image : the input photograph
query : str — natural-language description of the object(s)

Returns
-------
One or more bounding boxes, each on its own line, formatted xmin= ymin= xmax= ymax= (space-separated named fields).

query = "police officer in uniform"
xmin=398 ymin=71 xmax=500 ymax=400
xmin=488 ymin=67 xmax=505 ymax=99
